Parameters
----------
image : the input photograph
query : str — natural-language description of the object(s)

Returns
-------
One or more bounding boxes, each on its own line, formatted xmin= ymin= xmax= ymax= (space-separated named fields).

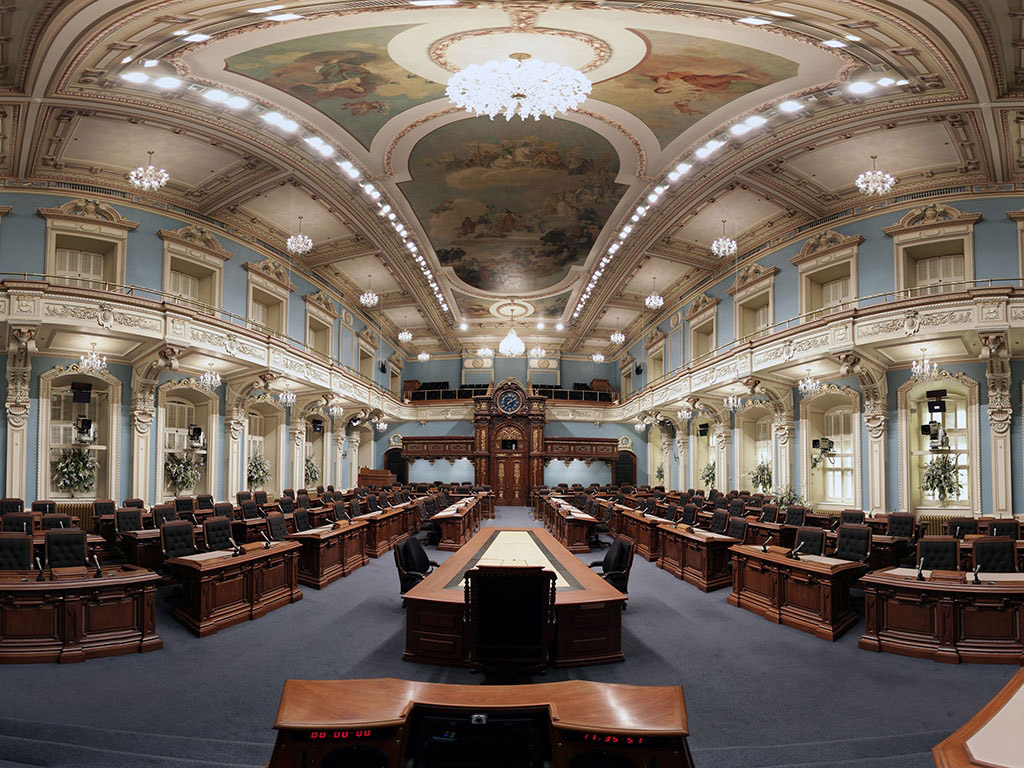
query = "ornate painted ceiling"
xmin=3 ymin=0 xmax=1021 ymax=357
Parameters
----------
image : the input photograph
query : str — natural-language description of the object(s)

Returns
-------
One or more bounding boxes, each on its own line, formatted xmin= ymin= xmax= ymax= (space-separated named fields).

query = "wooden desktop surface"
xmin=933 ymin=669 xmax=1024 ymax=768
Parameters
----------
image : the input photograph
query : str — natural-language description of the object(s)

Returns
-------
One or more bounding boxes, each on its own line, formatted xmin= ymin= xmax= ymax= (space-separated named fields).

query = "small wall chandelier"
xmin=724 ymin=393 xmax=742 ymax=412
xmin=798 ymin=367 xmax=821 ymax=396
xmin=329 ymin=403 xmax=344 ymax=419
xmin=677 ymin=405 xmax=693 ymax=421
xmin=359 ymin=274 xmax=379 ymax=308
xmin=286 ymin=215 xmax=313 ymax=256
xmin=712 ymin=219 xmax=738 ymax=258
xmin=417 ymin=351 xmax=431 ymax=362
xmin=398 ymin=329 xmax=413 ymax=343
xmin=610 ymin=328 xmax=625 ymax=345
xmin=278 ymin=389 xmax=296 ymax=407
xmin=446 ymin=52 xmax=592 ymax=121
xmin=644 ymin=277 xmax=664 ymax=311
xmin=129 ymin=150 xmax=169 ymax=191
xmin=375 ymin=420 xmax=388 ymax=431
xmin=634 ymin=421 xmax=648 ymax=432
xmin=528 ymin=346 xmax=546 ymax=358
xmin=199 ymin=362 xmax=221 ymax=392
xmin=911 ymin=347 xmax=938 ymax=380
xmin=80 ymin=342 xmax=107 ymax=376
xmin=592 ymin=353 xmax=605 ymax=363
xmin=499 ymin=306 xmax=525 ymax=357
xmin=477 ymin=346 xmax=494 ymax=358
xmin=855 ymin=155 xmax=896 ymax=196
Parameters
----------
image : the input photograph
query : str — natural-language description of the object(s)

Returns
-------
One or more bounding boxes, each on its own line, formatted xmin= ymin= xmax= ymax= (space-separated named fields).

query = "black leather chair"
xmin=1 ymin=513 xmax=32 ymax=533
xmin=417 ymin=502 xmax=440 ymax=546
xmin=213 ymin=501 xmax=235 ymax=521
xmin=282 ymin=488 xmax=295 ymax=500
xmin=266 ymin=512 xmax=288 ymax=541
xmin=665 ymin=502 xmax=678 ymax=521
xmin=45 ymin=529 xmax=87 ymax=568
xmin=833 ymin=524 xmax=871 ymax=563
xmin=345 ymin=500 xmax=360 ymax=519
xmin=794 ymin=527 xmax=825 ymax=556
xmin=760 ymin=505 xmax=779 ymax=523
xmin=174 ymin=497 xmax=193 ymax=516
xmin=726 ymin=517 xmax=748 ymax=541
xmin=292 ymin=508 xmax=311 ymax=531
xmin=278 ymin=496 xmax=295 ymax=515
xmin=948 ymin=518 xmax=978 ymax=539
xmin=203 ymin=517 xmax=233 ymax=551
xmin=989 ymin=520 xmax=1020 ymax=539
xmin=678 ymin=504 xmax=697 ymax=526
xmin=394 ymin=536 xmax=439 ymax=596
xmin=121 ymin=498 xmax=145 ymax=509
xmin=114 ymin=508 xmax=142 ymax=535
xmin=888 ymin=513 xmax=916 ymax=539
xmin=841 ymin=510 xmax=865 ymax=525
xmin=196 ymin=494 xmax=215 ymax=511
xmin=240 ymin=500 xmax=261 ymax=520
xmin=783 ymin=506 xmax=807 ymax=527
xmin=40 ymin=513 xmax=72 ymax=530
xmin=588 ymin=503 xmax=613 ymax=549
xmin=709 ymin=510 xmax=729 ymax=534
xmin=31 ymin=500 xmax=57 ymax=515
xmin=589 ymin=539 xmax=634 ymax=594
xmin=464 ymin=565 xmax=557 ymax=682
xmin=974 ymin=537 xmax=1017 ymax=572
xmin=152 ymin=506 xmax=177 ymax=529
xmin=296 ymin=494 xmax=311 ymax=510
xmin=93 ymin=499 xmax=116 ymax=521
xmin=0 ymin=498 xmax=24 ymax=517
xmin=254 ymin=490 xmax=269 ymax=505
xmin=160 ymin=520 xmax=198 ymax=558
xmin=728 ymin=499 xmax=746 ymax=517
xmin=0 ymin=533 xmax=32 ymax=570
xmin=366 ymin=495 xmax=379 ymax=513
xmin=236 ymin=491 xmax=253 ymax=506
xmin=917 ymin=536 xmax=959 ymax=571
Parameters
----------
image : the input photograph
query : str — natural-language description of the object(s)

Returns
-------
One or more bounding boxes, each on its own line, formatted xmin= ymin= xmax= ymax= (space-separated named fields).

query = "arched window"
xmin=913 ymin=391 xmax=969 ymax=505
xmin=822 ymin=408 xmax=854 ymax=503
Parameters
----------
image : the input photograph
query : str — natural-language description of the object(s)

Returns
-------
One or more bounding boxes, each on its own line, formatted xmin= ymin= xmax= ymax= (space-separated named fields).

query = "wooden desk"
xmin=404 ymin=527 xmax=625 ymax=668
xmin=933 ymin=669 xmax=1024 ymax=767
xmin=746 ymin=519 xmax=796 ymax=549
xmin=30 ymin=531 xmax=106 ymax=566
xmin=541 ymin=497 xmax=596 ymax=554
xmin=614 ymin=505 xmax=671 ymax=562
xmin=166 ymin=540 xmax=302 ymax=637
xmin=859 ymin=567 xmax=1024 ymax=664
xmin=267 ymin=678 xmax=694 ymax=768
xmin=287 ymin=521 xmax=368 ymax=589
xmin=957 ymin=538 xmax=1024 ymax=572
xmin=432 ymin=495 xmax=483 ymax=551
xmin=658 ymin=524 xmax=742 ymax=592
xmin=353 ymin=502 xmax=418 ymax=558
xmin=728 ymin=545 xmax=864 ymax=641
xmin=824 ymin=530 xmax=911 ymax=569
xmin=0 ymin=564 xmax=161 ymax=663
xmin=231 ymin=516 xmax=269 ymax=544
xmin=452 ymin=491 xmax=493 ymax=519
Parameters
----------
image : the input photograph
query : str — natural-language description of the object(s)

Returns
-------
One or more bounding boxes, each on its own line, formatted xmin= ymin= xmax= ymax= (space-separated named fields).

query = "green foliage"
xmin=304 ymin=457 xmax=321 ymax=487
xmin=655 ymin=463 xmax=664 ymax=483
xmin=165 ymin=453 xmax=203 ymax=495
xmin=749 ymin=460 xmax=772 ymax=493
xmin=921 ymin=453 xmax=961 ymax=506
xmin=700 ymin=461 xmax=715 ymax=489
xmin=55 ymin=448 xmax=99 ymax=495
xmin=247 ymin=454 xmax=272 ymax=491
xmin=775 ymin=486 xmax=807 ymax=510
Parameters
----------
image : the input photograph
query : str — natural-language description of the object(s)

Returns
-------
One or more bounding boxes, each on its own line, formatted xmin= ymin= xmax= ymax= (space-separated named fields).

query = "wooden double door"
xmin=491 ymin=425 xmax=526 ymax=506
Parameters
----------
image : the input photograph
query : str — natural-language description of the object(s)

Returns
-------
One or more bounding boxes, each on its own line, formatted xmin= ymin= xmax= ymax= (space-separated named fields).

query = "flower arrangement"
xmin=655 ymin=463 xmax=664 ymax=483
xmin=55 ymin=448 xmax=99 ymax=497
xmin=749 ymin=460 xmax=772 ymax=493
xmin=247 ymin=454 xmax=271 ymax=491
xmin=304 ymin=457 xmax=321 ymax=487
xmin=921 ymin=453 xmax=961 ymax=506
xmin=165 ymin=453 xmax=203 ymax=495
xmin=775 ymin=486 xmax=808 ymax=510
xmin=700 ymin=461 xmax=715 ymax=488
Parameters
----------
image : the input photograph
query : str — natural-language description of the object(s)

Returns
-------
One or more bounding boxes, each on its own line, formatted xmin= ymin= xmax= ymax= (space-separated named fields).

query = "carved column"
xmin=675 ymin=434 xmax=689 ymax=491
xmin=224 ymin=383 xmax=248 ymax=501
xmin=290 ymin=420 xmax=307 ymax=490
xmin=5 ymin=336 xmax=33 ymax=499
xmin=661 ymin=435 xmax=673 ymax=487
xmin=333 ymin=421 xmax=346 ymax=491
xmin=129 ymin=370 xmax=158 ymax=505
xmin=773 ymin=414 xmax=794 ymax=494
xmin=863 ymin=399 xmax=888 ymax=516
xmin=982 ymin=333 xmax=1012 ymax=517
xmin=348 ymin=433 xmax=361 ymax=490
xmin=714 ymin=422 xmax=730 ymax=491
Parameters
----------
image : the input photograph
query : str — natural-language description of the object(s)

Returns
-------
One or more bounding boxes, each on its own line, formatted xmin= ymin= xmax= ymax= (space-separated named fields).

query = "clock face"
xmin=496 ymin=390 xmax=523 ymax=414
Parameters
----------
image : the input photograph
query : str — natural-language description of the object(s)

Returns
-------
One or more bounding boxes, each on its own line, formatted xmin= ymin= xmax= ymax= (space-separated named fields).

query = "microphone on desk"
xmin=761 ymin=533 xmax=774 ymax=553
xmin=973 ymin=564 xmax=982 ymax=585
xmin=788 ymin=541 xmax=805 ymax=560
xmin=92 ymin=555 xmax=103 ymax=578
xmin=259 ymin=530 xmax=273 ymax=550
xmin=191 ymin=514 xmax=200 ymax=526
xmin=830 ymin=518 xmax=841 ymax=531
xmin=343 ymin=509 xmax=352 ymax=521
xmin=227 ymin=537 xmax=242 ymax=556
xmin=35 ymin=556 xmax=45 ymax=581
xmin=954 ymin=526 xmax=961 ymax=539
xmin=916 ymin=557 xmax=927 ymax=581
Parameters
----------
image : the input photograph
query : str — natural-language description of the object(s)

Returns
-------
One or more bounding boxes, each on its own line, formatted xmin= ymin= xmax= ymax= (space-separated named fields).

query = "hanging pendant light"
xmin=724 ymin=393 xmax=742 ymax=412
xmin=528 ymin=346 xmax=546 ymax=358
xmin=199 ymin=362 xmax=221 ymax=391
xmin=592 ymin=353 xmax=605 ymax=363
xmin=398 ymin=329 xmax=413 ymax=343
xmin=360 ymin=274 xmax=379 ymax=308
xmin=644 ymin=277 xmax=664 ymax=310
xmin=417 ymin=351 xmax=431 ymax=362
xmin=477 ymin=346 xmax=494 ymax=358
xmin=128 ymin=150 xmax=169 ymax=191
xmin=79 ymin=342 xmax=107 ymax=375
xmin=499 ymin=305 xmax=525 ymax=357
xmin=855 ymin=154 xmax=896 ymax=196
xmin=278 ymin=388 xmax=296 ymax=407
xmin=712 ymin=219 xmax=737 ymax=258
xmin=286 ymin=215 xmax=313 ymax=256
xmin=911 ymin=347 xmax=938 ymax=380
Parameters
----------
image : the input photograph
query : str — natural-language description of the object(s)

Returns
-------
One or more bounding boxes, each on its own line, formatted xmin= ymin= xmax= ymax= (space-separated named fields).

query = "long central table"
xmin=404 ymin=527 xmax=625 ymax=668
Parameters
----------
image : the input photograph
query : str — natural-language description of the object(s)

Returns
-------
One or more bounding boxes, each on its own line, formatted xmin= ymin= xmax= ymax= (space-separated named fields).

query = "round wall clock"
xmin=496 ymin=390 xmax=523 ymax=414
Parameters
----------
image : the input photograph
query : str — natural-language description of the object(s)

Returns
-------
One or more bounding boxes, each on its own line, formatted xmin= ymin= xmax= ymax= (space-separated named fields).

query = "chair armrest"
xmin=429 ymin=560 xmax=440 ymax=567
xmin=588 ymin=561 xmax=603 ymax=568
xmin=407 ymin=569 xmax=428 ymax=578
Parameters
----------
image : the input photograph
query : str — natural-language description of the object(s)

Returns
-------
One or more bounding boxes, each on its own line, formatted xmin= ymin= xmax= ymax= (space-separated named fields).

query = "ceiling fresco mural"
xmin=452 ymin=290 xmax=572 ymax=321
xmin=225 ymin=25 xmax=446 ymax=148
xmin=590 ymin=30 xmax=799 ymax=148
xmin=402 ymin=118 xmax=625 ymax=294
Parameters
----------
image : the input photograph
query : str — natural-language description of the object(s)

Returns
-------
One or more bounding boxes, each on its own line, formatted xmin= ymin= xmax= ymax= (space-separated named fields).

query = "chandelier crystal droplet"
xmin=712 ymin=219 xmax=737 ymax=258
xmin=499 ymin=305 xmax=525 ymax=357
xmin=855 ymin=155 xmax=896 ymax=196
xmin=129 ymin=151 xmax=169 ymax=191
xmin=528 ymin=346 xmax=546 ymax=359
xmin=477 ymin=347 xmax=494 ymax=358
xmin=446 ymin=53 xmax=592 ymax=121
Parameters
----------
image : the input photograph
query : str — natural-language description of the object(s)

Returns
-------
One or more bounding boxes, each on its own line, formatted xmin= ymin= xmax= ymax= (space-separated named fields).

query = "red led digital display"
xmin=307 ymin=730 xmax=373 ymax=740
xmin=582 ymin=733 xmax=644 ymax=745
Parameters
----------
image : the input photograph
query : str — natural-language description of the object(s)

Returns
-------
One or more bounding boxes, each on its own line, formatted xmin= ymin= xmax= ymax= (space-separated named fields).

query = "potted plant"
xmin=247 ymin=454 xmax=271 ymax=491
xmin=749 ymin=460 xmax=772 ymax=493
xmin=921 ymin=453 xmax=961 ymax=506
xmin=165 ymin=453 xmax=203 ymax=496
xmin=775 ymin=486 xmax=808 ymax=510
xmin=654 ymin=463 xmax=664 ymax=484
xmin=700 ymin=461 xmax=715 ymax=489
xmin=304 ymin=457 xmax=321 ymax=487
xmin=54 ymin=447 xmax=99 ymax=498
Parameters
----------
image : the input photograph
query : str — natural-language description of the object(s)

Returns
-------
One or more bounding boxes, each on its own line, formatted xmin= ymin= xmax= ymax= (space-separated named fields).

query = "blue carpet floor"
xmin=0 ymin=506 xmax=1014 ymax=767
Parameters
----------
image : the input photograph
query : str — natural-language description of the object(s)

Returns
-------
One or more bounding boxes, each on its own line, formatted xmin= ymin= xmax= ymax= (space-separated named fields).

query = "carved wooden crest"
xmin=244 ymin=256 xmax=294 ymax=291
xmin=727 ymin=261 xmax=779 ymax=295
xmin=37 ymin=198 xmax=139 ymax=231
xmin=883 ymin=203 xmax=982 ymax=236
xmin=791 ymin=229 xmax=865 ymax=265
xmin=303 ymin=289 xmax=338 ymax=317
xmin=685 ymin=292 xmax=718 ymax=321
xmin=158 ymin=224 xmax=231 ymax=261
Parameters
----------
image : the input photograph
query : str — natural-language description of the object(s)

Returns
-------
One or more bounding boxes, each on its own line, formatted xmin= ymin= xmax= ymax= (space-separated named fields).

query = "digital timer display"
xmin=306 ymin=730 xmax=374 ymax=740
xmin=582 ymin=733 xmax=645 ymax=745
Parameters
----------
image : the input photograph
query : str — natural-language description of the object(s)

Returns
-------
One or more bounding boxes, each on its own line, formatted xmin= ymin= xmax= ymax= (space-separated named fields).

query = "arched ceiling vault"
xmin=2 ymin=0 xmax=1019 ymax=355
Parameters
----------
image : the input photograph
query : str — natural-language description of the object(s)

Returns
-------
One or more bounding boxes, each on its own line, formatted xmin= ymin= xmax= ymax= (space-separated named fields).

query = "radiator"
xmin=57 ymin=501 xmax=96 ymax=532
xmin=918 ymin=514 xmax=951 ymax=536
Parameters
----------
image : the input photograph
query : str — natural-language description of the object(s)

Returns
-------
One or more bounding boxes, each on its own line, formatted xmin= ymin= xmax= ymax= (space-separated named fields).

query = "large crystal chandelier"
xmin=855 ymin=155 xmax=896 ymax=196
xmin=477 ymin=346 xmax=494 ymax=358
xmin=644 ymin=277 xmax=664 ymax=310
xmin=398 ymin=329 xmax=413 ymax=343
xmin=129 ymin=151 xmax=169 ymax=192
xmin=499 ymin=306 xmax=525 ymax=357
xmin=610 ymin=330 xmax=625 ymax=345
xmin=528 ymin=346 xmax=546 ymax=358
xmin=592 ymin=353 xmax=605 ymax=363
xmin=80 ymin=342 xmax=107 ymax=376
xmin=446 ymin=53 xmax=592 ymax=121
xmin=911 ymin=347 xmax=938 ymax=380
xmin=712 ymin=219 xmax=738 ymax=258
xmin=199 ymin=362 xmax=221 ymax=392
xmin=286 ymin=215 xmax=313 ymax=256
xmin=798 ymin=367 xmax=821 ymax=396
xmin=418 ymin=351 xmax=431 ymax=362
xmin=359 ymin=274 xmax=379 ymax=308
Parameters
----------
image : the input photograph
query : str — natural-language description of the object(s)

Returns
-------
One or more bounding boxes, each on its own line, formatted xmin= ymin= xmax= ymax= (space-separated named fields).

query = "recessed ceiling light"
xmin=459 ymin=322 xmax=468 ymax=331
xmin=266 ymin=13 xmax=303 ymax=21
xmin=745 ymin=115 xmax=767 ymax=128
xmin=536 ymin=321 xmax=545 ymax=329
xmin=248 ymin=4 xmax=284 ymax=11
xmin=847 ymin=81 xmax=874 ymax=94
xmin=143 ymin=59 xmax=159 ymax=67
xmin=120 ymin=72 xmax=149 ymax=83
xmin=778 ymin=100 xmax=802 ymax=112
xmin=695 ymin=139 xmax=724 ymax=159
xmin=822 ymin=39 xmax=847 ymax=48
xmin=203 ymin=89 xmax=228 ymax=102
xmin=768 ymin=10 xmax=795 ymax=17
xmin=172 ymin=30 xmax=190 ymax=36
xmin=225 ymin=96 xmax=249 ymax=109
xmin=845 ymin=34 xmax=861 ymax=41
xmin=730 ymin=123 xmax=751 ymax=136
xmin=876 ymin=77 xmax=896 ymax=86
xmin=120 ymin=56 xmax=133 ymax=64
xmin=183 ymin=33 xmax=212 ymax=42
xmin=556 ymin=323 xmax=564 ymax=331
xmin=738 ymin=17 xmax=771 ymax=25
xmin=154 ymin=76 xmax=181 ymax=89
xmin=895 ymin=79 xmax=910 ymax=86
xmin=409 ymin=0 xmax=458 ymax=5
